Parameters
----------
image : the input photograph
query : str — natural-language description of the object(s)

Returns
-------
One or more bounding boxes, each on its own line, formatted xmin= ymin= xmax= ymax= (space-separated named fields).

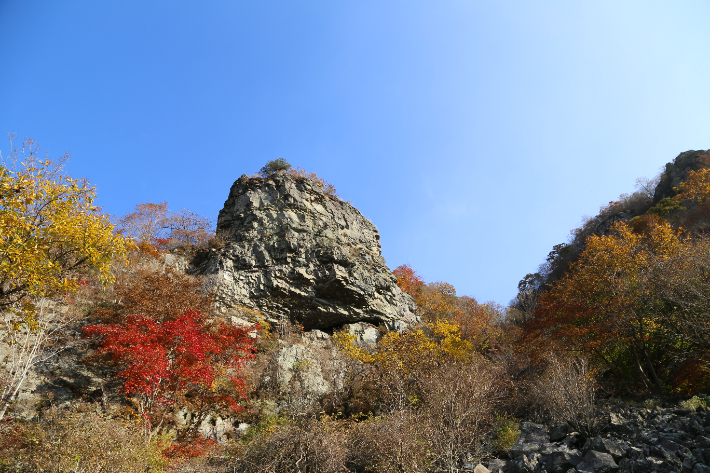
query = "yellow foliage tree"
xmin=527 ymin=217 xmax=682 ymax=394
xmin=674 ymin=167 xmax=710 ymax=204
xmin=1 ymin=159 xmax=129 ymax=312
xmin=0 ymin=150 xmax=130 ymax=418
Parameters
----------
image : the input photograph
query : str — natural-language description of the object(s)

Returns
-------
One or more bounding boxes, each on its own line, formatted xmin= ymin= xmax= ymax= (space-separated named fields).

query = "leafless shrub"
xmin=531 ymin=354 xmax=603 ymax=437
xmin=0 ymin=298 xmax=80 ymax=421
xmin=116 ymin=202 xmax=214 ymax=250
xmin=348 ymin=410 xmax=430 ymax=473
xmin=635 ymin=175 xmax=661 ymax=201
xmin=234 ymin=416 xmax=349 ymax=473
xmin=419 ymin=360 xmax=504 ymax=472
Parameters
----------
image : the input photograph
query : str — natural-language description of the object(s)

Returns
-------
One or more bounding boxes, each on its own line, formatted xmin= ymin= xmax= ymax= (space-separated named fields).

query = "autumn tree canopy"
xmin=523 ymin=216 xmax=703 ymax=394
xmin=0 ymin=152 xmax=130 ymax=315
xmin=392 ymin=264 xmax=505 ymax=353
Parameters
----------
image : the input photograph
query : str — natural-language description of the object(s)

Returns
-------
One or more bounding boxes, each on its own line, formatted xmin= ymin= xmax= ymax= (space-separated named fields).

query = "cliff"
xmin=193 ymin=172 xmax=417 ymax=331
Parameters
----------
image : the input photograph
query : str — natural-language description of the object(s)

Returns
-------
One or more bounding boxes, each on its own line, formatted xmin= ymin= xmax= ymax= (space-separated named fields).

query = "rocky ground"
xmin=477 ymin=399 xmax=710 ymax=473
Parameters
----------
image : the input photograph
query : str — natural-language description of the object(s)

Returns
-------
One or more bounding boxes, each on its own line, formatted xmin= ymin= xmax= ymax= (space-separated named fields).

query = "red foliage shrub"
xmin=83 ymin=309 xmax=256 ymax=437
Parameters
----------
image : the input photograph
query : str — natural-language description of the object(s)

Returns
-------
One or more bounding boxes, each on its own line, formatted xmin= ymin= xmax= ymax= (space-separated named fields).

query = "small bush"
xmin=531 ymin=354 xmax=603 ymax=437
xmin=643 ymin=398 xmax=662 ymax=409
xmin=259 ymin=158 xmax=292 ymax=177
xmin=492 ymin=413 xmax=521 ymax=455
xmin=647 ymin=197 xmax=685 ymax=217
xmin=681 ymin=395 xmax=708 ymax=410
xmin=207 ymin=235 xmax=227 ymax=249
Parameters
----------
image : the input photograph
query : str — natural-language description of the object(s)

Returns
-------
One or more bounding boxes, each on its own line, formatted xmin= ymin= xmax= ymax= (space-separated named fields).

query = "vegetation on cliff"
xmin=2 ymin=149 xmax=710 ymax=472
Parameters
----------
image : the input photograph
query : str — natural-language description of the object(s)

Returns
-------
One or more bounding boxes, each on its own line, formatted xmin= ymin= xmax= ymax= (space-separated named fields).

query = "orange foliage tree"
xmin=392 ymin=264 xmax=503 ymax=353
xmin=392 ymin=263 xmax=424 ymax=297
xmin=525 ymin=216 xmax=682 ymax=394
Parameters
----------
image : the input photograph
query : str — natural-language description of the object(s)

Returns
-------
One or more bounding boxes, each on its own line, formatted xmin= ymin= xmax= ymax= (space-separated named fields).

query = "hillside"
xmin=515 ymin=149 xmax=710 ymax=395
xmin=2 ymin=155 xmax=710 ymax=473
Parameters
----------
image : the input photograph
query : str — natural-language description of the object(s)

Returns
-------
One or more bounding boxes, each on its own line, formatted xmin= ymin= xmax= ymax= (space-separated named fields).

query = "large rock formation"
xmin=194 ymin=172 xmax=417 ymax=331
xmin=654 ymin=149 xmax=710 ymax=203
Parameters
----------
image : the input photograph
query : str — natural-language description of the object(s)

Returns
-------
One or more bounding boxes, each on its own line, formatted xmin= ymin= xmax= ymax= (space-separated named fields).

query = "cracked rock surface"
xmin=193 ymin=172 xmax=417 ymax=330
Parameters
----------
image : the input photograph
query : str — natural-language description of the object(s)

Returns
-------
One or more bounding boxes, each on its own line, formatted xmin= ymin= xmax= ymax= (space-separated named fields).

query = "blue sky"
xmin=2 ymin=1 xmax=709 ymax=305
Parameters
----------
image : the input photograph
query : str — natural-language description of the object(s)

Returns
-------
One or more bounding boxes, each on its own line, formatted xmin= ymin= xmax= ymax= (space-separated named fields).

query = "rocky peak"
xmin=653 ymin=149 xmax=710 ymax=203
xmin=195 ymin=172 xmax=417 ymax=331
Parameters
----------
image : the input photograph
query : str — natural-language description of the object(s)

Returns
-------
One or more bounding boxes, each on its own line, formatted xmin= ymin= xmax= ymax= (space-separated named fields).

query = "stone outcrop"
xmin=487 ymin=400 xmax=710 ymax=473
xmin=193 ymin=172 xmax=417 ymax=330
xmin=654 ymin=150 xmax=710 ymax=203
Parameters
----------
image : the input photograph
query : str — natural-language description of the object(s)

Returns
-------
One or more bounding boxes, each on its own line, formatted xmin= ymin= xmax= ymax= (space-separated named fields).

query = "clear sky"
xmin=2 ymin=1 xmax=709 ymax=305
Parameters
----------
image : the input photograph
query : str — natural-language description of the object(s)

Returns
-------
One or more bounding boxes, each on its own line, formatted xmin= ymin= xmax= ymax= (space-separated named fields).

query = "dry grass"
xmin=0 ymin=405 xmax=168 ymax=472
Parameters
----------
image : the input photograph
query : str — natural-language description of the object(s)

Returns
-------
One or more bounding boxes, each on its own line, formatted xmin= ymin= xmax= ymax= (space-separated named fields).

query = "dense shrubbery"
xmin=6 ymin=141 xmax=710 ymax=472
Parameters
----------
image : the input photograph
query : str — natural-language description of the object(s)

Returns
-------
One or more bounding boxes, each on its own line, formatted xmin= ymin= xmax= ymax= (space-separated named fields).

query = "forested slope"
xmin=515 ymin=149 xmax=710 ymax=397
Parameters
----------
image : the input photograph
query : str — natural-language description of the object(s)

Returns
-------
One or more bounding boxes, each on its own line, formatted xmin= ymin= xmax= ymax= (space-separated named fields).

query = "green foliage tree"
xmin=259 ymin=158 xmax=292 ymax=177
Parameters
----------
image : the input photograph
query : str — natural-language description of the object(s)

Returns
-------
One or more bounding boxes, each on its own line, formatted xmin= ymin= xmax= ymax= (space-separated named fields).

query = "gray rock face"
xmin=196 ymin=172 xmax=417 ymax=330
xmin=654 ymin=149 xmax=710 ymax=203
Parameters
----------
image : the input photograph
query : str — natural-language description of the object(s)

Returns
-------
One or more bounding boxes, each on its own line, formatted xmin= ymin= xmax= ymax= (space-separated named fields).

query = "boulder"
xmin=487 ymin=458 xmax=508 ymax=472
xmin=584 ymin=438 xmax=625 ymax=461
xmin=540 ymin=450 xmax=583 ymax=472
xmin=265 ymin=337 xmax=346 ymax=411
xmin=345 ymin=322 xmax=381 ymax=345
xmin=510 ymin=422 xmax=550 ymax=458
xmin=576 ymin=450 xmax=618 ymax=472
xmin=550 ymin=422 xmax=573 ymax=442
